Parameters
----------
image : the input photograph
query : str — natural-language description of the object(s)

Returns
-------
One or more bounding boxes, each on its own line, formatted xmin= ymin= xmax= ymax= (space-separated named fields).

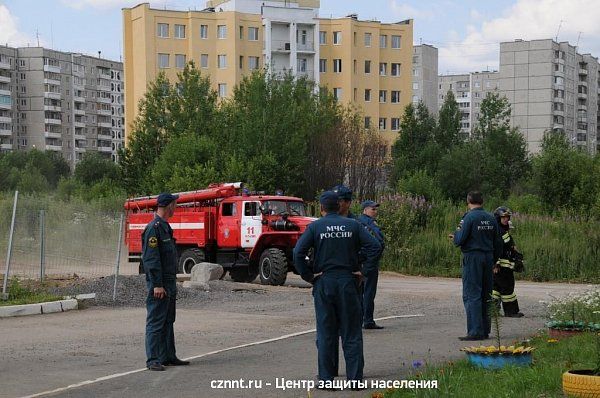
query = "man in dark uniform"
xmin=293 ymin=191 xmax=381 ymax=385
xmin=358 ymin=200 xmax=385 ymax=329
xmin=142 ymin=192 xmax=190 ymax=371
xmin=332 ymin=185 xmax=355 ymax=218
xmin=451 ymin=191 xmax=503 ymax=341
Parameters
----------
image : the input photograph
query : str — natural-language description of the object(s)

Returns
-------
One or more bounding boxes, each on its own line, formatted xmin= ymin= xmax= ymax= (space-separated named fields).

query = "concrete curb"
xmin=0 ymin=299 xmax=78 ymax=318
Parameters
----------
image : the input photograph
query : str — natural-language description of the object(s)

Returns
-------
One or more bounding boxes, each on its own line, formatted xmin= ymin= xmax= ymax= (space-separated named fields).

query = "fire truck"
xmin=123 ymin=182 xmax=316 ymax=285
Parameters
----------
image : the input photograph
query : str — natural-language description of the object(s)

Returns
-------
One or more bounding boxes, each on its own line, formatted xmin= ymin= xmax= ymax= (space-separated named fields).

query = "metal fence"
xmin=1 ymin=192 xmax=137 ymax=295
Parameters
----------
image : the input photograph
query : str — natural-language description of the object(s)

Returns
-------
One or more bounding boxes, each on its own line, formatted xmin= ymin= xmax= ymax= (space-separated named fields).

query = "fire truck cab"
xmin=124 ymin=183 xmax=316 ymax=285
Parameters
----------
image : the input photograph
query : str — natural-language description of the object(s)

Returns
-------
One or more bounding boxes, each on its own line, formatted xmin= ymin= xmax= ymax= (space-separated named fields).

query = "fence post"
xmin=113 ymin=213 xmax=124 ymax=301
xmin=2 ymin=191 xmax=19 ymax=300
xmin=39 ymin=209 xmax=46 ymax=282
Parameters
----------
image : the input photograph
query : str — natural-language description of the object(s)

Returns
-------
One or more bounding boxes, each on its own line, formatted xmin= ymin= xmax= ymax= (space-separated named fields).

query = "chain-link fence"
xmin=0 ymin=192 xmax=137 ymax=288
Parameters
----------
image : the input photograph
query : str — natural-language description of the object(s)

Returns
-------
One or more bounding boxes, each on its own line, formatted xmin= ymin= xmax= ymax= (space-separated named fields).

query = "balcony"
xmin=0 ymin=116 xmax=11 ymax=123
xmin=577 ymin=104 xmax=587 ymax=112
xmin=97 ymin=97 xmax=111 ymax=104
xmin=553 ymin=109 xmax=565 ymax=117
xmin=43 ymin=64 xmax=61 ymax=73
xmin=297 ymin=43 xmax=315 ymax=53
xmin=43 ymin=78 xmax=61 ymax=86
xmin=579 ymin=81 xmax=588 ymax=88
xmin=45 ymin=144 xmax=62 ymax=151
xmin=98 ymin=146 xmax=112 ymax=153
xmin=98 ymin=121 xmax=112 ymax=128
xmin=578 ymin=92 xmax=588 ymax=100
xmin=0 ymin=88 xmax=10 ymax=96
xmin=74 ymin=95 xmax=85 ymax=103
xmin=75 ymin=147 xmax=86 ymax=153
xmin=44 ymin=117 xmax=62 ymax=125
xmin=0 ymin=101 xmax=11 ymax=110
xmin=44 ymin=105 xmax=62 ymax=112
xmin=0 ymin=61 xmax=11 ymax=70
xmin=97 ymin=84 xmax=111 ymax=92
xmin=98 ymin=70 xmax=111 ymax=79
xmin=98 ymin=133 xmax=112 ymax=140
xmin=44 ymin=91 xmax=61 ymax=100
xmin=97 ymin=108 xmax=111 ymax=116
xmin=579 ymin=68 xmax=588 ymax=76
xmin=74 ymin=108 xmax=85 ymax=115
xmin=0 ymin=143 xmax=13 ymax=150
xmin=272 ymin=40 xmax=291 ymax=53
xmin=0 ymin=75 xmax=10 ymax=83
xmin=44 ymin=131 xmax=61 ymax=139
xmin=74 ymin=133 xmax=86 ymax=140
xmin=0 ymin=128 xmax=11 ymax=136
xmin=74 ymin=121 xmax=86 ymax=128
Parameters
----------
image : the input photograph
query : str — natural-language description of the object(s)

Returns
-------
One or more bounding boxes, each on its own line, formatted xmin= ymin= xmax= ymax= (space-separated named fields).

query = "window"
xmin=333 ymin=59 xmax=342 ymax=73
xmin=391 ymin=90 xmax=401 ymax=103
xmin=244 ymin=202 xmax=259 ymax=216
xmin=175 ymin=54 xmax=186 ymax=69
xmin=200 ymin=54 xmax=209 ymax=68
xmin=249 ymin=56 xmax=259 ymax=70
xmin=218 ymin=55 xmax=227 ymax=69
xmin=298 ymin=58 xmax=307 ymax=73
xmin=353 ymin=88 xmax=357 ymax=101
xmin=298 ymin=29 xmax=307 ymax=45
xmin=413 ymin=82 xmax=419 ymax=90
xmin=413 ymin=55 xmax=419 ymax=64
xmin=333 ymin=31 xmax=342 ymax=45
xmin=379 ymin=117 xmax=386 ymax=130
xmin=217 ymin=25 xmax=227 ymax=39
xmin=379 ymin=62 xmax=387 ymax=76
xmin=364 ymin=89 xmax=371 ymax=102
xmin=158 ymin=53 xmax=169 ymax=68
xmin=391 ymin=118 xmax=400 ymax=131
xmin=239 ymin=56 xmax=244 ymax=69
xmin=319 ymin=59 xmax=327 ymax=73
xmin=319 ymin=31 xmax=327 ymax=45
xmin=218 ymin=83 xmax=227 ymax=98
xmin=364 ymin=32 xmax=372 ymax=47
xmin=412 ymin=95 xmax=419 ymax=103
xmin=364 ymin=117 xmax=371 ymax=128
xmin=174 ymin=24 xmax=186 ymax=39
xmin=222 ymin=202 xmax=236 ymax=216
xmin=157 ymin=23 xmax=169 ymax=38
xmin=391 ymin=35 xmax=401 ymax=49
xmin=413 ymin=68 xmax=419 ymax=76
xmin=474 ymin=81 xmax=481 ymax=88
xmin=379 ymin=90 xmax=387 ymax=103
xmin=239 ymin=26 xmax=244 ymax=40
xmin=200 ymin=25 xmax=208 ymax=39
xmin=353 ymin=60 xmax=357 ymax=74
xmin=365 ymin=60 xmax=371 ymax=74
xmin=391 ymin=63 xmax=401 ymax=76
xmin=379 ymin=35 xmax=387 ymax=48
xmin=333 ymin=88 xmax=342 ymax=100
xmin=248 ymin=27 xmax=259 ymax=41
xmin=554 ymin=76 xmax=564 ymax=85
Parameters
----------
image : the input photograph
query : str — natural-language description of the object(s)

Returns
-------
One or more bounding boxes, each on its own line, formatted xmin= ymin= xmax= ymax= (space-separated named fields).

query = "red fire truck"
xmin=124 ymin=182 xmax=316 ymax=285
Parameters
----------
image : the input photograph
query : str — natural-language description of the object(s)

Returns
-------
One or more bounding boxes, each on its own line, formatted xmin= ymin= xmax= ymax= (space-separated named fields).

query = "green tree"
xmin=74 ymin=152 xmax=119 ymax=186
xmin=435 ymin=90 xmax=461 ymax=150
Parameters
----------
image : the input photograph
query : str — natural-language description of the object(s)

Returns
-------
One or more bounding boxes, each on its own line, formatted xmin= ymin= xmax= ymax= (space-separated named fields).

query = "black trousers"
xmin=492 ymin=267 xmax=520 ymax=315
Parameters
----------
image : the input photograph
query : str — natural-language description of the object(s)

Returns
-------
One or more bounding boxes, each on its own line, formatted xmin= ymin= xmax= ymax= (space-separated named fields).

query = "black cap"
xmin=319 ymin=191 xmax=339 ymax=207
xmin=332 ymin=185 xmax=352 ymax=201
xmin=156 ymin=192 xmax=179 ymax=207
xmin=361 ymin=200 xmax=380 ymax=210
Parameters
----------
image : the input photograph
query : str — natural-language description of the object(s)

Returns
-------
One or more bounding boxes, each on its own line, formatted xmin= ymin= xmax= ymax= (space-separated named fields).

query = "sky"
xmin=1 ymin=0 xmax=600 ymax=74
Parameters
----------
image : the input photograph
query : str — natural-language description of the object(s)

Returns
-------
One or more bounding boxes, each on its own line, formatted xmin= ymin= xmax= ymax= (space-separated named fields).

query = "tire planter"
xmin=562 ymin=370 xmax=600 ymax=398
xmin=548 ymin=327 xmax=585 ymax=339
xmin=465 ymin=352 xmax=533 ymax=369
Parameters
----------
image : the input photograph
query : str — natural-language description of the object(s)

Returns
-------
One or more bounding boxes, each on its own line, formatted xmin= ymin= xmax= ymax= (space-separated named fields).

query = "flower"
xmin=412 ymin=360 xmax=424 ymax=369
xmin=547 ymin=339 xmax=559 ymax=343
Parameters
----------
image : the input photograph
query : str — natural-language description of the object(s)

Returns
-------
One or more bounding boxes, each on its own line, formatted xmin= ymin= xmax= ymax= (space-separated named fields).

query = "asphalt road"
xmin=0 ymin=274 xmax=593 ymax=398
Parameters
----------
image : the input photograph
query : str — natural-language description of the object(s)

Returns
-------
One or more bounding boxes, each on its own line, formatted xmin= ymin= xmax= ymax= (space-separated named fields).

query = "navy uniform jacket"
xmin=142 ymin=215 xmax=178 ymax=289
xmin=357 ymin=214 xmax=385 ymax=250
xmin=453 ymin=207 xmax=503 ymax=260
xmin=293 ymin=213 xmax=381 ymax=283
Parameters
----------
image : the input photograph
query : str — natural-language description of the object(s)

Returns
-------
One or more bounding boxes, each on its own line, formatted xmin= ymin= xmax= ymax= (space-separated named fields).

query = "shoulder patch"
xmin=148 ymin=236 xmax=158 ymax=248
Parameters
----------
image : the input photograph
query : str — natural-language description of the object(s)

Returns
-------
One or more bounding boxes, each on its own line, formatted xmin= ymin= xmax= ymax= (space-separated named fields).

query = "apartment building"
xmin=412 ymin=44 xmax=438 ymax=116
xmin=0 ymin=46 xmax=124 ymax=166
xmin=123 ymin=0 xmax=413 ymax=143
xmin=438 ymin=71 xmax=499 ymax=137
xmin=498 ymin=39 xmax=599 ymax=154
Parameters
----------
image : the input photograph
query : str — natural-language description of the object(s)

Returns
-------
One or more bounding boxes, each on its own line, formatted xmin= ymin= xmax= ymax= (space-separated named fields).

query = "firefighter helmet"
xmin=494 ymin=206 xmax=512 ymax=220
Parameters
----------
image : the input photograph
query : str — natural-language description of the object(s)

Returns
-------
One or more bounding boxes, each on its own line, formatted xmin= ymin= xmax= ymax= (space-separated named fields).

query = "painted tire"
xmin=466 ymin=353 xmax=532 ymax=369
xmin=562 ymin=370 xmax=600 ymax=397
xmin=549 ymin=328 xmax=585 ymax=339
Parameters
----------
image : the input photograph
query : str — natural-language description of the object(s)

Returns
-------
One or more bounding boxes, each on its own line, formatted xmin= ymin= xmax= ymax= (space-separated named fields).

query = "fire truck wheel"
xmin=178 ymin=248 xmax=205 ymax=275
xmin=229 ymin=267 xmax=259 ymax=283
xmin=259 ymin=248 xmax=287 ymax=286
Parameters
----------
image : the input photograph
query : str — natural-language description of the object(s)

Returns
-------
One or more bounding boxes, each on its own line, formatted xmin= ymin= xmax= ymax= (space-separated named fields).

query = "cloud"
xmin=0 ymin=5 xmax=38 ymax=47
xmin=389 ymin=0 xmax=435 ymax=21
xmin=439 ymin=0 xmax=600 ymax=73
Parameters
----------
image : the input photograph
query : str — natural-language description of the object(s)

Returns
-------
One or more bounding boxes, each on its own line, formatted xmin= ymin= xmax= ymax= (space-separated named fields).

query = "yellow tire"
xmin=563 ymin=370 xmax=600 ymax=398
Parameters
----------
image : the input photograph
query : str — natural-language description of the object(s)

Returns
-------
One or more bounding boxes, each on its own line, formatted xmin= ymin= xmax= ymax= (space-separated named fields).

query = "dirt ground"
xmin=0 ymin=273 xmax=594 ymax=398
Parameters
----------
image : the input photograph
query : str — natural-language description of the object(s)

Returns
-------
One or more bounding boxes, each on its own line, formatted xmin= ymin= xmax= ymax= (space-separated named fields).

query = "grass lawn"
xmin=0 ymin=278 xmax=62 ymax=306
xmin=377 ymin=332 xmax=596 ymax=398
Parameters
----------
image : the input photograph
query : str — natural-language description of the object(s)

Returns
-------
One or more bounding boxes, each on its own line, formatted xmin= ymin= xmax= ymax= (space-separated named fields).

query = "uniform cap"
xmin=331 ymin=185 xmax=353 ymax=200
xmin=156 ymin=192 xmax=179 ymax=207
xmin=361 ymin=200 xmax=380 ymax=210
xmin=319 ymin=191 xmax=339 ymax=207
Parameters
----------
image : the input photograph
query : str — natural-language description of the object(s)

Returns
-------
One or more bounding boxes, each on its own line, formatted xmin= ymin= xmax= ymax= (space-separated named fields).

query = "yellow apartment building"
xmin=123 ymin=1 xmax=413 ymax=144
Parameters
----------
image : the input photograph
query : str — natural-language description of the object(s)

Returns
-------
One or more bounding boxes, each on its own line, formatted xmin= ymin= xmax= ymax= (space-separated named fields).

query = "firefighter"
xmin=293 ymin=191 xmax=381 ymax=385
xmin=492 ymin=207 xmax=524 ymax=317
xmin=358 ymin=200 xmax=385 ymax=329
xmin=142 ymin=193 xmax=190 ymax=371
xmin=451 ymin=191 xmax=503 ymax=341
